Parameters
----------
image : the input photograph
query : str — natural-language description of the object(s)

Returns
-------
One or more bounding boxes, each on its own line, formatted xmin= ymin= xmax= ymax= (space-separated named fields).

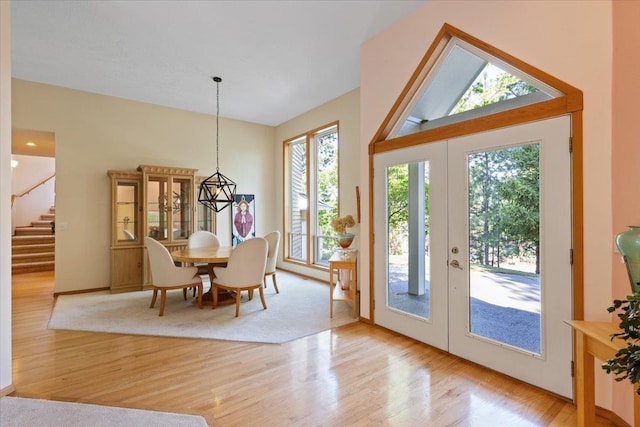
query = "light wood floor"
xmin=10 ymin=271 xmax=614 ymax=426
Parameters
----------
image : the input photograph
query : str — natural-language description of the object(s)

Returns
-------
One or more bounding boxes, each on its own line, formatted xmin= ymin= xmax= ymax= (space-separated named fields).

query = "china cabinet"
xmin=108 ymin=165 xmax=216 ymax=293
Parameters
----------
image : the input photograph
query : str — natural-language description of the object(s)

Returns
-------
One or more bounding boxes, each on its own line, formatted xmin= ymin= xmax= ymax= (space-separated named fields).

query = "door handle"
xmin=449 ymin=259 xmax=463 ymax=270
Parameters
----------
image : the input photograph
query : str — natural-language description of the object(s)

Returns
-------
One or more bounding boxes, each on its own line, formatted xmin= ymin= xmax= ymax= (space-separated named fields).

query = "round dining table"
xmin=171 ymin=246 xmax=235 ymax=306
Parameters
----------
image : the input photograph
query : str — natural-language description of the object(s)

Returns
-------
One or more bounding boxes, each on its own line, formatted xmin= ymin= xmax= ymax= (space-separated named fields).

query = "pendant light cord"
xmin=214 ymin=76 xmax=221 ymax=173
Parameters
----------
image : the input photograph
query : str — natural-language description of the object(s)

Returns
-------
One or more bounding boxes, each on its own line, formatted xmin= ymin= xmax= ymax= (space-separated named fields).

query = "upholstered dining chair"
xmin=263 ymin=231 xmax=281 ymax=294
xmin=144 ymin=236 xmax=203 ymax=316
xmin=211 ymin=237 xmax=268 ymax=317
xmin=188 ymin=230 xmax=221 ymax=272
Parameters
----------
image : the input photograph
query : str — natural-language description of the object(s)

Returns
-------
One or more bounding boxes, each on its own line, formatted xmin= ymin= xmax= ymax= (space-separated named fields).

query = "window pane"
xmin=391 ymin=40 xmax=560 ymax=139
xmin=288 ymin=139 xmax=306 ymax=261
xmin=315 ymin=128 xmax=338 ymax=266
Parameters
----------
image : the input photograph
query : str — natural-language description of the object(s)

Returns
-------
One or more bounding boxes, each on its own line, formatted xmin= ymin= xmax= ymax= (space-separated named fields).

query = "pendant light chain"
xmin=214 ymin=76 xmax=221 ymax=173
xmin=197 ymin=75 xmax=236 ymax=213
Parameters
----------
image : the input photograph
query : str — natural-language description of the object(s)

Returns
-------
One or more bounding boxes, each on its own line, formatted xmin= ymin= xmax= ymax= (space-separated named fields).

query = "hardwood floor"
xmin=10 ymin=271 xmax=614 ymax=426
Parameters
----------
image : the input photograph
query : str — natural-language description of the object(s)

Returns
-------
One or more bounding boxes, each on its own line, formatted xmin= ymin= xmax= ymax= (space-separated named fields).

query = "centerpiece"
xmin=331 ymin=214 xmax=356 ymax=249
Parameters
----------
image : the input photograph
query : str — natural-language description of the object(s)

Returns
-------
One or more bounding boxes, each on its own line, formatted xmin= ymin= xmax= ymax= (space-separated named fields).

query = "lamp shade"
xmin=616 ymin=225 xmax=640 ymax=294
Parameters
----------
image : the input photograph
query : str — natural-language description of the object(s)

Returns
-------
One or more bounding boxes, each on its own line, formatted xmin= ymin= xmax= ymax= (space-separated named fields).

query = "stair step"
xmin=12 ymin=252 xmax=54 ymax=263
xmin=12 ymin=261 xmax=55 ymax=274
xmin=31 ymin=220 xmax=54 ymax=227
xmin=40 ymin=213 xmax=55 ymax=221
xmin=12 ymin=243 xmax=55 ymax=254
xmin=14 ymin=226 xmax=53 ymax=236
xmin=12 ymin=235 xmax=55 ymax=245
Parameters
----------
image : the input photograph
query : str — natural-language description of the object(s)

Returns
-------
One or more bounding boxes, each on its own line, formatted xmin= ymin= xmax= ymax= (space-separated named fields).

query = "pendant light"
xmin=198 ymin=76 xmax=237 ymax=212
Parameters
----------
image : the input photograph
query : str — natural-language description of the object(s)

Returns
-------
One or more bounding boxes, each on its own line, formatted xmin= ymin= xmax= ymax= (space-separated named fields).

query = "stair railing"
xmin=11 ymin=173 xmax=56 ymax=207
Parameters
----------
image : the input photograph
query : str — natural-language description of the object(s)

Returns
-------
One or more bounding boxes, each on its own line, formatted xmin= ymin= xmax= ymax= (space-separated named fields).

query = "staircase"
xmin=12 ymin=207 xmax=55 ymax=274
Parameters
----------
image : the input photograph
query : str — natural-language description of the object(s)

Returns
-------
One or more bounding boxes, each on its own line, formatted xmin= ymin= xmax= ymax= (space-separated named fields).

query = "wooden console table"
xmin=566 ymin=320 xmax=640 ymax=426
xmin=329 ymin=250 xmax=358 ymax=318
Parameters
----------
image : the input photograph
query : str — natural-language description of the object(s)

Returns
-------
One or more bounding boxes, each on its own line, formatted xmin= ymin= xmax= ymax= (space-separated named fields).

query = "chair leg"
xmin=234 ymin=290 xmax=242 ymax=317
xmin=248 ymin=289 xmax=254 ymax=300
xmin=196 ymin=283 xmax=203 ymax=309
xmin=183 ymin=288 xmax=187 ymax=300
xmin=272 ymin=274 xmax=279 ymax=294
xmin=159 ymin=290 xmax=167 ymax=316
xmin=258 ymin=286 xmax=267 ymax=310
xmin=150 ymin=289 xmax=158 ymax=308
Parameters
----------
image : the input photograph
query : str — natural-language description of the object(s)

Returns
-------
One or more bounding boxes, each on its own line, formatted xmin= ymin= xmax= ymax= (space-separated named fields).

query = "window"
xmin=284 ymin=123 xmax=339 ymax=268
xmin=390 ymin=38 xmax=562 ymax=139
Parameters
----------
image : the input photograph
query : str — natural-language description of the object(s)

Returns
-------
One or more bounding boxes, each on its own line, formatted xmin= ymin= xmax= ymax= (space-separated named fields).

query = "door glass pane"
xmin=172 ymin=177 xmax=192 ymax=240
xmin=386 ymin=161 xmax=430 ymax=320
xmin=147 ymin=177 xmax=168 ymax=241
xmin=467 ymin=143 xmax=541 ymax=354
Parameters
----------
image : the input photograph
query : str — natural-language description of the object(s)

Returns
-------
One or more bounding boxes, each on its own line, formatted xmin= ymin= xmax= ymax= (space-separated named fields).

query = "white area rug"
xmin=0 ymin=397 xmax=208 ymax=427
xmin=48 ymin=271 xmax=357 ymax=344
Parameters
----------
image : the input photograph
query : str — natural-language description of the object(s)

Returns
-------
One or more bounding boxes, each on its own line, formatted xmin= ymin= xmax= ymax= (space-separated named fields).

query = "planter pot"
xmin=337 ymin=233 xmax=355 ymax=249
xmin=616 ymin=225 xmax=640 ymax=293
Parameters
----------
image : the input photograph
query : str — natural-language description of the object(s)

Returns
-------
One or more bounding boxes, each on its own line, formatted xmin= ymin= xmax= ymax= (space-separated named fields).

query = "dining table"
xmin=171 ymin=245 xmax=235 ymax=306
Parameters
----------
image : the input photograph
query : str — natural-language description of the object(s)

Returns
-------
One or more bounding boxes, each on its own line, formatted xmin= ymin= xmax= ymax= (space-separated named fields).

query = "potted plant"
xmin=331 ymin=214 xmax=356 ymax=248
xmin=602 ymin=293 xmax=640 ymax=394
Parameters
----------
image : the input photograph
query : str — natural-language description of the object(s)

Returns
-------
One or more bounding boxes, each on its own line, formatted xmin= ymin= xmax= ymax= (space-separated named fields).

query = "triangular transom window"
xmin=371 ymin=24 xmax=582 ymax=148
xmin=391 ymin=37 xmax=563 ymax=139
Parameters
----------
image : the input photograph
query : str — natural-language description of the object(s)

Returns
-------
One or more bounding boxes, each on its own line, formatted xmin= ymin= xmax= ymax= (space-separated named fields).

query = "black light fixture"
xmin=198 ymin=76 xmax=237 ymax=212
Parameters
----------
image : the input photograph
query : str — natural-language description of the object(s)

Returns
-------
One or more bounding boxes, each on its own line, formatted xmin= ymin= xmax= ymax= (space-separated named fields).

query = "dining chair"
xmin=263 ymin=231 xmax=280 ymax=293
xmin=144 ymin=236 xmax=203 ymax=316
xmin=211 ymin=237 xmax=268 ymax=317
xmin=188 ymin=230 xmax=221 ymax=272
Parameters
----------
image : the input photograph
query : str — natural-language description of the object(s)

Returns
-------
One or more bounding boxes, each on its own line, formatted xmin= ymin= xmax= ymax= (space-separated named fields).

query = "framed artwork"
xmin=231 ymin=194 xmax=255 ymax=247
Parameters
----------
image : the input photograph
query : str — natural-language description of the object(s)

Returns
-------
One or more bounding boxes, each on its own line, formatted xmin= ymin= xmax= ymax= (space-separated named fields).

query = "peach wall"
xmin=360 ymin=0 xmax=617 ymax=418
xmin=611 ymin=0 xmax=640 ymax=420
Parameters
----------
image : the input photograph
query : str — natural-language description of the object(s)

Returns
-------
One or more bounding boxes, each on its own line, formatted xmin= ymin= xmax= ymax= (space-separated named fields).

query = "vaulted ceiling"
xmin=11 ymin=1 xmax=426 ymax=127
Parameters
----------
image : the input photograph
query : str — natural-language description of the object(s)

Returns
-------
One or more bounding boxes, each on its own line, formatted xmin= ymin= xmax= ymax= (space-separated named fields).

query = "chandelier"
xmin=198 ymin=76 xmax=237 ymax=212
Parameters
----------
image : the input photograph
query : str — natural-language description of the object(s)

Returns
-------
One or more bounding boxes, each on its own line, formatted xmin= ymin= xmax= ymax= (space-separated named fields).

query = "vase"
xmin=336 ymin=233 xmax=355 ymax=249
xmin=616 ymin=225 xmax=640 ymax=293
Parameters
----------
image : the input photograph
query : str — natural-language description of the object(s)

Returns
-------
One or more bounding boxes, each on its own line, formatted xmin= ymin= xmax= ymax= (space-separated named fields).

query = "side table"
xmin=329 ymin=250 xmax=358 ymax=318
xmin=566 ymin=320 xmax=640 ymax=426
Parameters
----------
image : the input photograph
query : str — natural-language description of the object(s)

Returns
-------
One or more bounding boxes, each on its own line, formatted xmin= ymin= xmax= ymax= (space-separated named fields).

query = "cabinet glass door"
xmin=172 ymin=177 xmax=192 ymax=240
xmin=116 ymin=180 xmax=138 ymax=242
xmin=147 ymin=176 xmax=169 ymax=240
xmin=196 ymin=177 xmax=216 ymax=233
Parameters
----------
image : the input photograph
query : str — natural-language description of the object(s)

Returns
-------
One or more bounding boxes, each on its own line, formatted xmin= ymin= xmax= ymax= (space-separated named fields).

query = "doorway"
xmin=373 ymin=116 xmax=572 ymax=398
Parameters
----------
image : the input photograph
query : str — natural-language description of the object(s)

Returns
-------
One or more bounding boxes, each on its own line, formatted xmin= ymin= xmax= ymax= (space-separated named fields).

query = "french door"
xmin=373 ymin=116 xmax=573 ymax=397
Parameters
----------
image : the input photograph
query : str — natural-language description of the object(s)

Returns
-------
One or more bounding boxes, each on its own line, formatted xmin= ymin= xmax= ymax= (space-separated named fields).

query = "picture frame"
xmin=231 ymin=194 xmax=255 ymax=247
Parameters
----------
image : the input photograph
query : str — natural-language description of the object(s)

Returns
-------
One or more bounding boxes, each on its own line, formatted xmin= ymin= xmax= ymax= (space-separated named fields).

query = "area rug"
xmin=0 ymin=396 xmax=208 ymax=427
xmin=48 ymin=271 xmax=357 ymax=344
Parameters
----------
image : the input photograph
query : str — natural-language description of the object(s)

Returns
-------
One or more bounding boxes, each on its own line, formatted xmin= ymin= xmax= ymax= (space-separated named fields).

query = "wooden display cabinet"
xmin=108 ymin=165 xmax=216 ymax=293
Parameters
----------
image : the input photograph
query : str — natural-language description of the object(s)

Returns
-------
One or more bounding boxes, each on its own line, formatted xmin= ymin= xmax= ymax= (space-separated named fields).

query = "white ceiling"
xmin=11 ymin=0 xmax=426 ymax=127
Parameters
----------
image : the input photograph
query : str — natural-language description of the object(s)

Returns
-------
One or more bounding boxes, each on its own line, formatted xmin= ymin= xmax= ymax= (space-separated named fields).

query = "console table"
xmin=566 ymin=320 xmax=640 ymax=426
xmin=329 ymin=250 xmax=358 ymax=318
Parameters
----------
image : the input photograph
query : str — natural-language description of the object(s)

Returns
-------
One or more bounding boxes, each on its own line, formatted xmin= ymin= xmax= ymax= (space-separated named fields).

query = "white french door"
xmin=373 ymin=116 xmax=573 ymax=397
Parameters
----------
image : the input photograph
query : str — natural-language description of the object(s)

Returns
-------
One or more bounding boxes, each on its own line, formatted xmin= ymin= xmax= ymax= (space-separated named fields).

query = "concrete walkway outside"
xmin=387 ymin=264 xmax=541 ymax=353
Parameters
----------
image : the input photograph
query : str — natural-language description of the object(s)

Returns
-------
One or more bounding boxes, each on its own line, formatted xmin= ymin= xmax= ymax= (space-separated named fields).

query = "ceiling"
xmin=11 ymin=0 xmax=426 ymax=129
